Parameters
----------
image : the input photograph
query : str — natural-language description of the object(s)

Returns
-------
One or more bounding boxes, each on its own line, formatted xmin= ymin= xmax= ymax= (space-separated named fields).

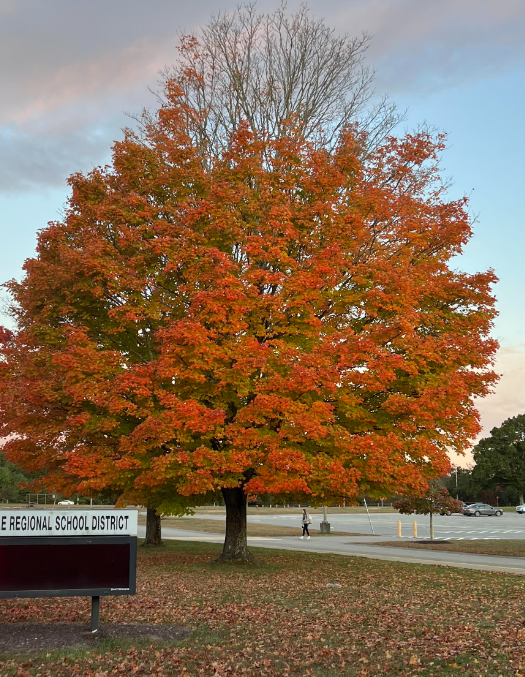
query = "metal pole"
xmin=363 ymin=498 xmax=375 ymax=535
xmin=91 ymin=596 xmax=100 ymax=634
xmin=323 ymin=505 xmax=327 ymax=522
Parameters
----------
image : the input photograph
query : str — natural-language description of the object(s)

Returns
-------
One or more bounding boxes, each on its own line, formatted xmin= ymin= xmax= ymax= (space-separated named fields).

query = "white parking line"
xmin=442 ymin=537 xmax=504 ymax=541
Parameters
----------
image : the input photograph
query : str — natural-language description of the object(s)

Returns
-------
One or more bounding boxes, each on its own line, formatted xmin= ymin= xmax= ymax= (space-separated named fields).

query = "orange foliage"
xmin=0 ymin=87 xmax=498 ymax=509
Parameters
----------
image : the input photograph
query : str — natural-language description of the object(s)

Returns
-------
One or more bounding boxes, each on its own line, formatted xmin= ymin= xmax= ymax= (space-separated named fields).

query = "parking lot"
xmin=190 ymin=510 xmax=525 ymax=540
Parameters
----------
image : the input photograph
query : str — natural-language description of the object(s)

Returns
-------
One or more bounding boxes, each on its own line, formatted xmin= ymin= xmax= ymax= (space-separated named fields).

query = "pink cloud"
xmin=1 ymin=36 xmax=176 ymax=130
xmin=3 ymin=0 xmax=525 ymax=133
xmin=476 ymin=345 xmax=525 ymax=435
xmin=450 ymin=344 xmax=525 ymax=468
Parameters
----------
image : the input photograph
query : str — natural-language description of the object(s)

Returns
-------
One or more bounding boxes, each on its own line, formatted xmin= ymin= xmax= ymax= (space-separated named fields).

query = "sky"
xmin=1 ymin=0 xmax=524 ymax=463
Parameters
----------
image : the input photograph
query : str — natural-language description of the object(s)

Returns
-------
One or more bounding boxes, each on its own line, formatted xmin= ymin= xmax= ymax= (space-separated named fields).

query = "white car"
xmin=57 ymin=500 xmax=75 ymax=505
xmin=516 ymin=505 xmax=525 ymax=514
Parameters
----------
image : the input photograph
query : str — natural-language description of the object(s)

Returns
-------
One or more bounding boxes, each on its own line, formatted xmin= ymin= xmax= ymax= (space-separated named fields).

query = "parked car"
xmin=462 ymin=502 xmax=502 ymax=517
xmin=516 ymin=505 xmax=525 ymax=514
xmin=57 ymin=499 xmax=75 ymax=505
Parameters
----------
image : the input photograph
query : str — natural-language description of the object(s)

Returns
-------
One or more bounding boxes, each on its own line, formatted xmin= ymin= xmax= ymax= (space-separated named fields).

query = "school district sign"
xmin=0 ymin=510 xmax=137 ymax=537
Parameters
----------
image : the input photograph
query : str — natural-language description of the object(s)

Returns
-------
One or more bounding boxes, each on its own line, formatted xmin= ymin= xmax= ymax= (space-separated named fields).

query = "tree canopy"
xmin=393 ymin=482 xmax=463 ymax=517
xmin=0 ymin=451 xmax=29 ymax=503
xmin=393 ymin=481 xmax=463 ymax=540
xmin=161 ymin=3 xmax=401 ymax=156
xmin=0 ymin=93 xmax=498 ymax=557
xmin=472 ymin=414 xmax=525 ymax=504
xmin=0 ymin=6 xmax=498 ymax=562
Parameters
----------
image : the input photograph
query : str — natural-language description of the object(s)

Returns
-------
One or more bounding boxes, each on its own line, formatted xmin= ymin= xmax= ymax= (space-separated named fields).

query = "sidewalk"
xmin=139 ymin=527 xmax=525 ymax=575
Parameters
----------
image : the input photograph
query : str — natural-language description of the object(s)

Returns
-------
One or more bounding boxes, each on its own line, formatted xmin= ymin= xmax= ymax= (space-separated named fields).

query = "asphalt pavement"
xmin=187 ymin=510 xmax=525 ymax=541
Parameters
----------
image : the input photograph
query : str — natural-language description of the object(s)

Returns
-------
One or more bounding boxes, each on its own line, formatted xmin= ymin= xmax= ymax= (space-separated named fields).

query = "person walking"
xmin=300 ymin=508 xmax=311 ymax=539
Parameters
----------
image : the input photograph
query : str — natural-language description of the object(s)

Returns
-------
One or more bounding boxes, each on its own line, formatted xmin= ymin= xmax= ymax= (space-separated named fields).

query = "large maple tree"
xmin=0 ymin=86 xmax=497 ymax=561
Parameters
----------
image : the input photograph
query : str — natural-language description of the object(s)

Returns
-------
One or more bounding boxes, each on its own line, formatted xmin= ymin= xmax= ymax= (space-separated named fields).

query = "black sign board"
xmin=0 ymin=536 xmax=137 ymax=599
xmin=0 ymin=509 xmax=138 ymax=633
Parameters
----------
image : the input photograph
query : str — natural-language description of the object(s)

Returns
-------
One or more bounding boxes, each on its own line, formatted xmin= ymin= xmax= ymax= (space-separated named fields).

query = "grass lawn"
xmin=146 ymin=517 xmax=359 ymax=537
xmin=198 ymin=506 xmax=397 ymax=515
xmin=2 ymin=541 xmax=525 ymax=676
xmin=365 ymin=539 xmax=525 ymax=558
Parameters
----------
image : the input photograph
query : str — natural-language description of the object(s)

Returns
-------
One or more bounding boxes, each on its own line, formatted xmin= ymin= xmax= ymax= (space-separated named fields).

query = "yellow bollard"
xmin=413 ymin=521 xmax=418 ymax=539
xmin=397 ymin=520 xmax=402 ymax=538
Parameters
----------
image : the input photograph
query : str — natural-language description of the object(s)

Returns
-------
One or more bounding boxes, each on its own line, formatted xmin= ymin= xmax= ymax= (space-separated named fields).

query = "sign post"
xmin=91 ymin=595 xmax=100 ymax=633
xmin=0 ymin=509 xmax=138 ymax=633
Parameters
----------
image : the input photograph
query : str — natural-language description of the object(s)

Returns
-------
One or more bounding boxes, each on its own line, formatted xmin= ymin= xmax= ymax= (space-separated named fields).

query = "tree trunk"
xmin=520 ymin=492 xmax=524 ymax=506
xmin=142 ymin=507 xmax=163 ymax=547
xmin=429 ymin=511 xmax=434 ymax=540
xmin=213 ymin=487 xmax=256 ymax=564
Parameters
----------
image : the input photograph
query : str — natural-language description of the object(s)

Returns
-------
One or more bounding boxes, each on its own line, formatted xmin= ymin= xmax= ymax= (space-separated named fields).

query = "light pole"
xmin=320 ymin=505 xmax=330 ymax=533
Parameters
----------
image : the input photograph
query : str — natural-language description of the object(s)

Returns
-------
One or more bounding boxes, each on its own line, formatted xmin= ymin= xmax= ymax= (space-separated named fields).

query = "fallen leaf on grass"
xmin=1 ymin=543 xmax=525 ymax=676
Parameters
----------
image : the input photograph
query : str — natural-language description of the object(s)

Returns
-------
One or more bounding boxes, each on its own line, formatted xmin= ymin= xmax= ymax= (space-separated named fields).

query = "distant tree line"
xmin=0 ymin=451 xmax=29 ymax=502
xmin=442 ymin=468 xmax=521 ymax=506
xmin=441 ymin=414 xmax=525 ymax=507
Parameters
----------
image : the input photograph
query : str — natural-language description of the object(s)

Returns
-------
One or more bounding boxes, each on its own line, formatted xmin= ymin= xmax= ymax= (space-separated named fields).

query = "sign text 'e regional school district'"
xmin=0 ymin=510 xmax=138 ymax=537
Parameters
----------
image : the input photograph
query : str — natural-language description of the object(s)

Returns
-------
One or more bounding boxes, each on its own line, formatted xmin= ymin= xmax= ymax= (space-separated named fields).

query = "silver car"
xmin=462 ymin=503 xmax=502 ymax=517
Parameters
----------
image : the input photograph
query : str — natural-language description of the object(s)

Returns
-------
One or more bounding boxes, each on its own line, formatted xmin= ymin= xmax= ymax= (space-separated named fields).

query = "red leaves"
xmin=393 ymin=481 xmax=464 ymax=516
xmin=0 ymin=96 xmax=498 ymax=510
xmin=1 ymin=542 xmax=524 ymax=675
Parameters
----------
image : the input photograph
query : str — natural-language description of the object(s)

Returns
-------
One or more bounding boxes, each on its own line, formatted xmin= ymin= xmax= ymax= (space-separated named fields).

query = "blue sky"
xmin=1 ymin=0 xmax=524 ymax=456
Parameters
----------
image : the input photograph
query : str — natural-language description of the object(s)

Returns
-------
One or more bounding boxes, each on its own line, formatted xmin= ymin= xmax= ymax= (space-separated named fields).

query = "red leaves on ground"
xmin=0 ymin=543 xmax=523 ymax=676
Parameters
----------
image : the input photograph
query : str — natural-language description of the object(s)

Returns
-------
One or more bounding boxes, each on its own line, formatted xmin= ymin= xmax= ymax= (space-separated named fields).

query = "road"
xmin=188 ymin=510 xmax=525 ymax=541
xmin=138 ymin=525 xmax=525 ymax=575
